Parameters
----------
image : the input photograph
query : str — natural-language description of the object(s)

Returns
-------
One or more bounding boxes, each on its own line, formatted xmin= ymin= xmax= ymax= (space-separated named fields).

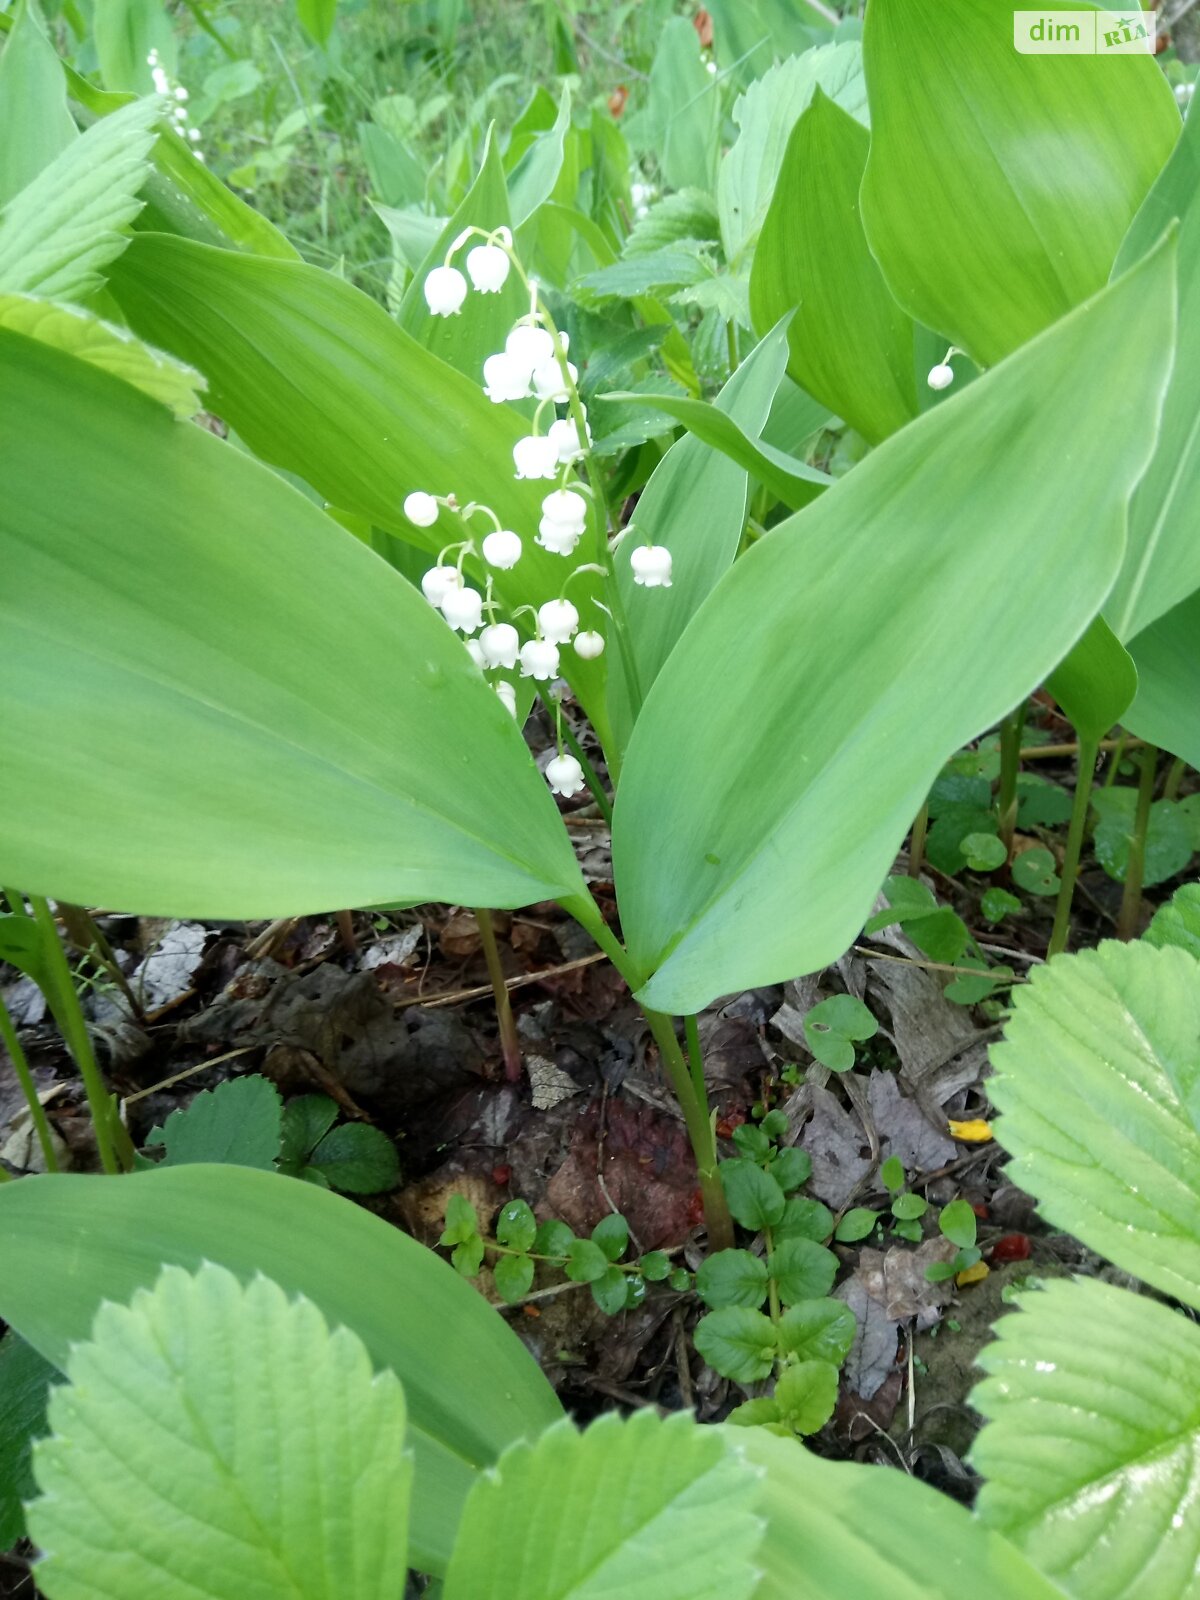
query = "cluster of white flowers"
xmin=147 ymin=50 xmax=204 ymax=161
xmin=406 ymin=226 xmax=675 ymax=801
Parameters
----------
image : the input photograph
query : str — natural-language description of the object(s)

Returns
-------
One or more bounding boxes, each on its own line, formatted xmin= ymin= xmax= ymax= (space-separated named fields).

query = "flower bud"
xmin=505 ymin=323 xmax=555 ymax=372
xmin=540 ymin=489 xmax=588 ymax=536
xmin=420 ymin=565 xmax=463 ymax=606
xmin=519 ymin=637 xmax=560 ymax=680
xmin=479 ymin=622 xmax=519 ymax=669
xmin=630 ymin=544 xmax=673 ymax=587
xmin=927 ymin=362 xmax=955 ymax=391
xmin=537 ymin=598 xmax=579 ymax=643
xmin=573 ymin=629 xmax=605 ymax=659
xmin=512 ymin=434 xmax=560 ymax=480
xmin=547 ymin=416 xmax=589 ymax=463
xmin=545 ymin=752 xmax=586 ymax=798
xmin=403 ymin=491 xmax=440 ymax=528
xmin=466 ymin=243 xmax=510 ymax=293
xmin=495 ymin=681 xmax=518 ymax=717
xmin=424 ymin=265 xmax=468 ymax=317
xmin=532 ymin=359 xmax=578 ymax=402
xmin=441 ymin=585 xmax=484 ymax=633
xmin=482 ymin=528 xmax=523 ymax=569
xmin=483 ymin=351 xmax=533 ymax=403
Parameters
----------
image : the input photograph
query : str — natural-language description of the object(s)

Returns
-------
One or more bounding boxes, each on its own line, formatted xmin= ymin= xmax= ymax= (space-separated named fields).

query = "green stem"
xmin=1102 ymin=733 xmax=1127 ymax=789
xmin=564 ymin=893 xmax=734 ymax=1250
xmin=764 ymin=1224 xmax=782 ymax=1326
xmin=543 ymin=701 xmax=613 ymax=824
xmin=473 ymin=909 xmax=522 ymax=1082
xmin=1162 ymin=754 xmax=1187 ymax=802
xmin=997 ymin=700 xmax=1027 ymax=856
xmin=30 ymin=898 xmax=122 ymax=1174
xmin=1117 ymin=744 xmax=1158 ymax=940
xmin=2 ymin=888 xmax=29 ymax=917
xmin=0 ymin=992 xmax=59 ymax=1172
xmin=907 ymin=803 xmax=929 ymax=878
xmin=1047 ymin=738 xmax=1098 ymax=959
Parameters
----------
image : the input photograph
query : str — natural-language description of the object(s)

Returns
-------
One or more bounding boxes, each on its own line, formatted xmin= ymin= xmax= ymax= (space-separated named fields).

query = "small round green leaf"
xmin=533 ymin=1218 xmax=575 ymax=1258
xmin=891 ymin=1193 xmax=928 ymax=1221
xmin=768 ymin=1238 xmax=839 ymax=1305
xmin=452 ymin=1237 xmax=485 ymax=1279
xmin=774 ymin=1196 xmax=835 ymax=1244
xmin=439 ymin=1193 xmax=480 ymax=1247
xmin=981 ymin=887 xmax=1023 ymax=924
xmin=638 ymin=1250 xmax=672 ymax=1281
xmin=495 ymin=1200 xmax=537 ymax=1253
xmin=732 ymin=1123 xmax=771 ymax=1160
xmin=591 ymin=1265 xmax=630 ymax=1315
xmin=1011 ymin=847 xmax=1061 ymax=896
xmin=880 ymin=1155 xmax=905 ymax=1191
xmin=939 ymin=1199 xmax=978 ymax=1250
xmin=695 ymin=1249 xmax=770 ymax=1311
xmin=760 ymin=1110 xmax=790 ymax=1140
xmin=767 ymin=1148 xmax=812 ymax=1194
xmin=774 ymin=1359 xmax=839 ymax=1435
xmin=308 ymin=1123 xmax=401 ymax=1195
xmin=565 ymin=1238 xmax=609 ymax=1284
xmin=719 ymin=1158 xmax=787 ymax=1230
xmin=694 ymin=1307 xmax=779 ymax=1383
xmin=962 ymin=832 xmax=1008 ymax=872
xmin=834 ymin=1207 xmax=879 ymax=1242
xmin=492 ymin=1253 xmax=534 ymax=1305
xmin=591 ymin=1212 xmax=630 ymax=1262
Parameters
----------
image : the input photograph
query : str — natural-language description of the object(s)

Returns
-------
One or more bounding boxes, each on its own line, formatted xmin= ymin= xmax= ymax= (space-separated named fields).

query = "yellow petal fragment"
xmin=947 ymin=1118 xmax=993 ymax=1143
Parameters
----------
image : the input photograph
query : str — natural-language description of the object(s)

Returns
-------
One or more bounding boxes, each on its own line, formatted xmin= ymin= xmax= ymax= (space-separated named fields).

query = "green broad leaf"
xmin=1109 ymin=95 xmax=1200 ymax=641
xmin=280 ymin=1094 xmax=339 ymax=1167
xmin=739 ymin=1427 xmax=1066 ymax=1600
xmin=1011 ymin=847 xmax=1061 ymax=897
xmin=590 ymin=1265 xmax=629 ymax=1315
xmin=0 ymin=94 xmax=162 ymax=300
xmin=989 ymin=939 xmax=1200 ymax=1311
xmin=0 ymin=913 xmax=48 ymax=987
xmin=718 ymin=42 xmax=867 ymax=271
xmin=0 ymin=0 xmax=77 ymax=207
xmin=624 ymin=188 xmax=720 ymax=256
xmin=773 ymin=1359 xmax=838 ymax=1436
xmin=938 ymin=1199 xmax=977 ymax=1251
xmin=835 ymin=1207 xmax=879 ymax=1243
xmin=308 ymin=1123 xmax=401 ymax=1194
xmin=891 ymin=1194 xmax=928 ymax=1223
xmin=694 ymin=1307 xmax=779 ymax=1383
xmin=398 ymin=128 xmax=525 ymax=382
xmin=1045 ymin=613 xmax=1138 ymax=744
xmin=859 ymin=0 xmax=1180 ymax=367
xmin=774 ymin=1197 xmax=834 ymax=1244
xmin=495 ymin=1199 xmax=537 ymax=1253
xmin=733 ymin=1122 xmax=772 ymax=1160
xmin=695 ymin=1249 xmax=770 ymax=1311
xmin=609 ymin=322 xmax=789 ymax=744
xmin=565 ymin=1238 xmax=610 ymax=1284
xmin=0 ymin=292 xmax=203 ymax=416
xmin=803 ymin=996 xmax=877 ymax=1075
xmin=981 ymin=888 xmax=1023 ymax=924
xmin=639 ymin=19 xmax=719 ymax=196
xmin=760 ymin=1109 xmax=790 ymax=1141
xmin=0 ymin=330 xmax=586 ymax=919
xmin=1015 ymin=774 xmax=1073 ymax=828
xmin=146 ymin=1076 xmax=281 ymax=1169
xmin=492 ymin=1253 xmax=534 ymax=1305
xmin=93 ymin=0 xmax=174 ymax=92
xmin=614 ymin=229 xmax=1176 ymax=1015
xmin=767 ymin=1148 xmax=812 ymax=1195
xmin=726 ymin=1397 xmax=781 ymax=1429
xmin=868 ymin=879 xmax=972 ymax=964
xmin=296 ymin=0 xmax=337 ymax=46
xmin=1145 ymin=882 xmax=1200 ymax=960
xmin=1091 ymin=788 xmax=1194 ymax=887
xmin=767 ymin=1238 xmax=838 ymax=1306
xmin=508 ymin=83 xmax=571 ymax=228
xmin=533 ymin=1218 xmax=575 ymax=1257
xmin=452 ymin=1238 xmax=485 ymax=1279
xmin=443 ymin=1410 xmax=764 ymax=1600
xmin=751 ymin=89 xmax=916 ymax=445
xmin=719 ymin=1158 xmax=787 ymax=1231
xmin=776 ymin=1300 xmax=856 ymax=1366
xmin=577 ymin=241 xmax=714 ymax=303
xmin=106 ymin=233 xmax=607 ymax=724
xmin=880 ymin=1155 xmax=905 ymax=1192
xmin=962 ymin=832 xmax=1007 ymax=872
xmin=591 ymin=1212 xmax=630 ymax=1262
xmin=0 ymin=1331 xmax=57 ymax=1552
xmin=600 ymin=383 xmax=832 ymax=511
xmin=0 ymin=1166 xmax=563 ymax=1575
xmin=972 ymin=1277 xmax=1200 ymax=1600
xmin=28 ymin=1263 xmax=411 ymax=1600
xmin=438 ymin=1193 xmax=480 ymax=1248
xmin=1127 ymin=590 xmax=1200 ymax=770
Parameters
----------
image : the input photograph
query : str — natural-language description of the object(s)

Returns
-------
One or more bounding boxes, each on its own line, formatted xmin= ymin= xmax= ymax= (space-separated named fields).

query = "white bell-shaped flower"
xmin=630 ymin=544 xmax=673 ymax=587
xmin=531 ymin=359 xmax=578 ymax=402
xmin=505 ymin=323 xmax=555 ymax=373
xmin=483 ymin=351 xmax=533 ymax=403
xmin=465 ymin=638 xmax=487 ymax=669
xmin=424 ymin=265 xmax=468 ymax=317
xmin=421 ymin=565 xmax=463 ymax=606
xmin=403 ymin=491 xmax=440 ymax=527
xmin=479 ymin=622 xmax=519 ymax=669
xmin=466 ymin=243 xmax=510 ymax=293
xmin=545 ymin=752 xmax=586 ymax=798
xmin=540 ymin=489 xmax=588 ymax=536
xmin=481 ymin=528 xmax=522 ymax=569
xmin=512 ymin=434 xmax=560 ymax=480
xmin=537 ymin=519 xmax=583 ymax=556
xmin=441 ymin=585 xmax=484 ymax=633
xmin=537 ymin=598 xmax=579 ymax=643
xmin=573 ymin=629 xmax=605 ymax=659
xmin=547 ymin=416 xmax=589 ymax=463
xmin=927 ymin=363 xmax=955 ymax=391
xmin=495 ymin=681 xmax=518 ymax=717
xmin=519 ymin=637 xmax=560 ymax=680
